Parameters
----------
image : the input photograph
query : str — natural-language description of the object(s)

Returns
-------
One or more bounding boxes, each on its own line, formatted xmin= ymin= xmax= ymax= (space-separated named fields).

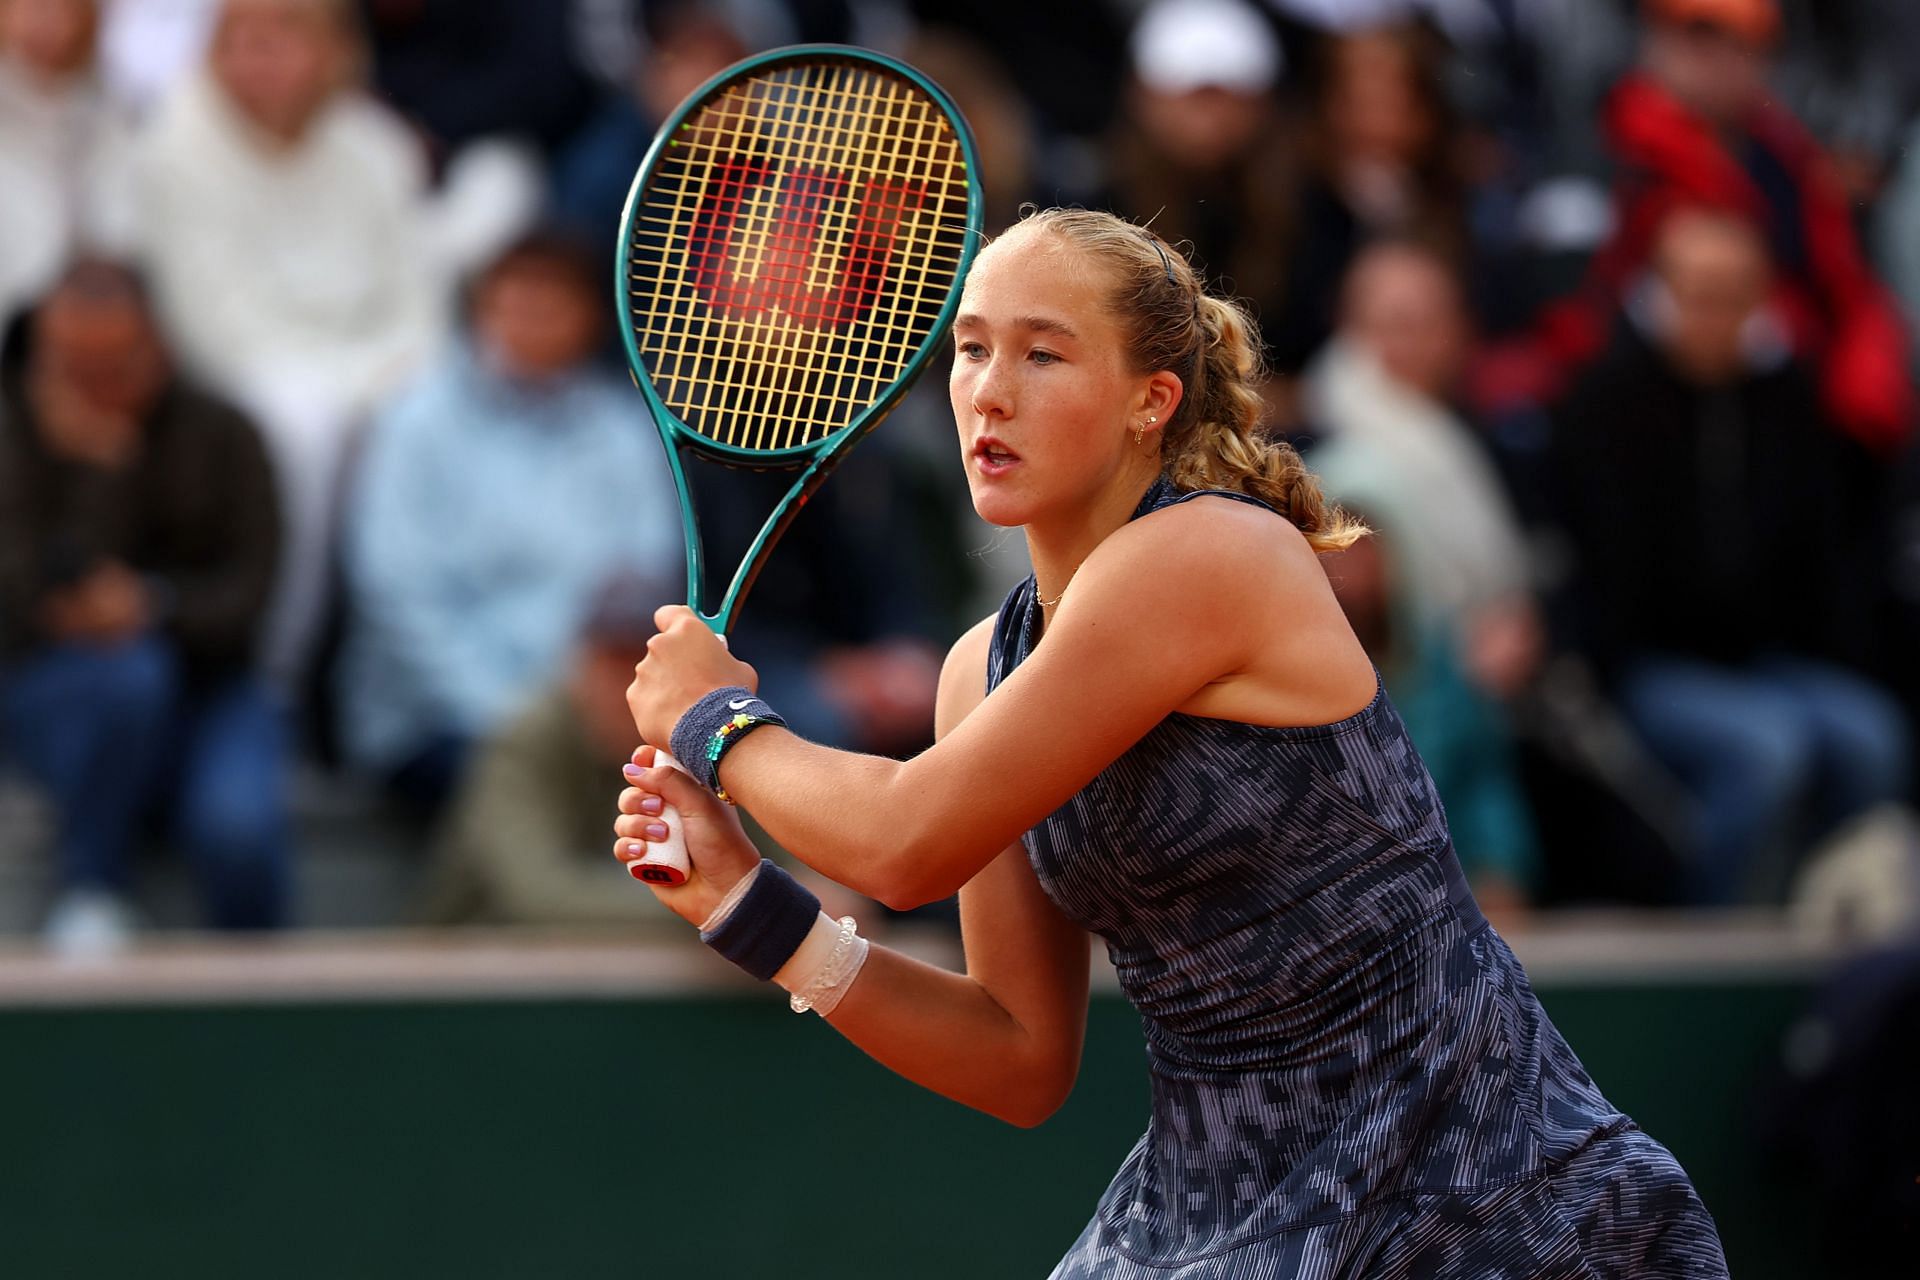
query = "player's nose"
xmin=968 ymin=358 xmax=1015 ymax=419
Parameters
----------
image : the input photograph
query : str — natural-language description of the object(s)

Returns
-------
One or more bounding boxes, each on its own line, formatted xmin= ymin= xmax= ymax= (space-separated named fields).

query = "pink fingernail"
xmin=644 ymin=822 xmax=669 ymax=841
xmin=626 ymin=842 xmax=646 ymax=858
xmin=623 ymin=764 xmax=643 ymax=780
xmin=639 ymin=796 xmax=663 ymax=815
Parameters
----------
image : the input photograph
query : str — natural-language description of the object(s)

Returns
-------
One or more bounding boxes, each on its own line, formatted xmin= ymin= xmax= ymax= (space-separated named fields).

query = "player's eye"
xmin=1030 ymin=349 xmax=1060 ymax=365
xmin=956 ymin=340 xmax=987 ymax=361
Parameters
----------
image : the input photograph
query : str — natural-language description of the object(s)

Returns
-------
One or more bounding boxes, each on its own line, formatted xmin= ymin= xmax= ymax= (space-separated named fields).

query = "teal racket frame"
xmin=615 ymin=44 xmax=984 ymax=634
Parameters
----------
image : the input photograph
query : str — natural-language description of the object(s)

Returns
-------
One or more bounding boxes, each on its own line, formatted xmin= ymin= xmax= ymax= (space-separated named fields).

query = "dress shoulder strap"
xmin=985 ymin=577 xmax=1037 ymax=695
xmin=1132 ymin=473 xmax=1281 ymax=521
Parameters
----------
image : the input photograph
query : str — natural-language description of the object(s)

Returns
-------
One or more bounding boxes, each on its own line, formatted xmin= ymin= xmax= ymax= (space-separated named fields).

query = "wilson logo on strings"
xmin=689 ymin=155 xmax=926 ymax=330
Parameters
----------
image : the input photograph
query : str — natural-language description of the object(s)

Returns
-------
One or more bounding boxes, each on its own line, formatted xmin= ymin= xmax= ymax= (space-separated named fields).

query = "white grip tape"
xmin=630 ymin=751 xmax=693 ymax=886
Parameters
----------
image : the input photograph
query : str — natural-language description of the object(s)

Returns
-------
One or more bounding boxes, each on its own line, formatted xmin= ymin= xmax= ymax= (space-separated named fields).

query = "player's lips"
xmin=972 ymin=436 xmax=1021 ymax=473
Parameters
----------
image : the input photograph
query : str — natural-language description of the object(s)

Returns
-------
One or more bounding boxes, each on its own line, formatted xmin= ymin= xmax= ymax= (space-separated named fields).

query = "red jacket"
xmin=1482 ymin=72 xmax=1912 ymax=452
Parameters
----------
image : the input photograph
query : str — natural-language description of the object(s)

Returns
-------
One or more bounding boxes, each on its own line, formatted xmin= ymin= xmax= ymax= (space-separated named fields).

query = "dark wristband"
xmin=670 ymin=686 xmax=786 ymax=796
xmin=698 ymin=859 xmax=821 ymax=981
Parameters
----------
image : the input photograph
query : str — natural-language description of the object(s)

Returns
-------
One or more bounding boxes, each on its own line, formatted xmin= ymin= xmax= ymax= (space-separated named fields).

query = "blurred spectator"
xmin=130 ymin=0 xmax=536 ymax=691
xmin=0 ymin=0 xmax=138 ymax=324
xmin=1767 ymin=0 xmax=1920 ymax=200
xmin=1759 ymin=931 xmax=1920 ymax=1271
xmin=0 ymin=260 xmax=288 ymax=953
xmin=907 ymin=0 xmax=1124 ymax=144
xmin=1100 ymin=0 xmax=1292 ymax=361
xmin=902 ymin=29 xmax=1038 ymax=234
xmin=336 ymin=231 xmax=680 ymax=817
xmin=1415 ymin=0 xmax=1633 ymax=180
xmin=1549 ymin=207 xmax=1910 ymax=903
xmin=1264 ymin=21 xmax=1470 ymax=383
xmin=574 ymin=0 xmax=917 ymax=90
xmin=94 ymin=0 xmax=219 ymax=117
xmin=422 ymin=570 xmax=684 ymax=930
xmin=1322 ymin=511 xmax=1539 ymax=927
xmin=551 ymin=2 xmax=747 ymax=242
xmin=1304 ymin=239 xmax=1541 ymax=699
xmin=698 ymin=450 xmax=944 ymax=758
xmin=358 ymin=0 xmax=598 ymax=159
xmin=1478 ymin=0 xmax=1914 ymax=455
xmin=1872 ymin=114 xmax=1920 ymax=374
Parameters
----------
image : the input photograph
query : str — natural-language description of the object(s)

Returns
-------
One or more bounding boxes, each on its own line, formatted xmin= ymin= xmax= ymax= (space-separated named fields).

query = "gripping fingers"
xmin=626 ymin=751 xmax=695 ymax=886
xmin=619 ymin=785 xmax=666 ymax=817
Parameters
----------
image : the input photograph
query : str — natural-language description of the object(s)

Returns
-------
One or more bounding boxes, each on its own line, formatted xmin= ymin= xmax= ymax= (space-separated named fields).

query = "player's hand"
xmin=613 ymin=744 xmax=761 ymax=925
xmin=626 ymin=605 xmax=759 ymax=749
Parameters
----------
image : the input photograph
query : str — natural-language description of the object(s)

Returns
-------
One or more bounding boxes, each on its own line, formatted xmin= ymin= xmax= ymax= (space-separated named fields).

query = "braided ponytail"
xmin=1019 ymin=209 xmax=1366 ymax=553
xmin=1165 ymin=296 xmax=1362 ymax=551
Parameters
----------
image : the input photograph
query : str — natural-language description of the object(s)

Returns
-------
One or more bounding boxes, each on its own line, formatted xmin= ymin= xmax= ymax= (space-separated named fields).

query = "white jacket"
xmin=131 ymin=70 xmax=444 ymax=424
xmin=1305 ymin=339 xmax=1533 ymax=625
xmin=0 ymin=62 xmax=138 ymax=324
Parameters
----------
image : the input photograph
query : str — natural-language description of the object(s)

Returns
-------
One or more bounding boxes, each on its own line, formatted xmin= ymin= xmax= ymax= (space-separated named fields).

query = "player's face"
xmin=949 ymin=231 xmax=1152 ymax=528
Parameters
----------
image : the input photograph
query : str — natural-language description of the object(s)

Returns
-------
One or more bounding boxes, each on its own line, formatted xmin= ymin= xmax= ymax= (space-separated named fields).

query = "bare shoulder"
xmin=1082 ymin=493 xmax=1324 ymax=610
xmin=1090 ymin=494 xmax=1375 ymax=726
xmin=935 ymin=612 xmax=999 ymax=737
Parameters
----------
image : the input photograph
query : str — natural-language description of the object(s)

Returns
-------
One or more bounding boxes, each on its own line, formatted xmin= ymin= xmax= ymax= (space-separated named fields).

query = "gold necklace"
xmin=1036 ymin=578 xmax=1070 ymax=609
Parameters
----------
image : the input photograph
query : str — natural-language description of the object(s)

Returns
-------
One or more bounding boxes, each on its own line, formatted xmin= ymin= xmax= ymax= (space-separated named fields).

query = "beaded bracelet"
xmin=670 ymin=687 xmax=786 ymax=804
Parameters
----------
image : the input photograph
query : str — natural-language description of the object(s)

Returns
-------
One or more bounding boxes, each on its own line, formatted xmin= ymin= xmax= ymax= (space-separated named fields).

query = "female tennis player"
xmin=612 ymin=208 xmax=1730 ymax=1277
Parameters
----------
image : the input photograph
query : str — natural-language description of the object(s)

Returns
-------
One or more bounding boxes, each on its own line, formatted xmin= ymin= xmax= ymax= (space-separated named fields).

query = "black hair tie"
xmin=1143 ymin=232 xmax=1176 ymax=285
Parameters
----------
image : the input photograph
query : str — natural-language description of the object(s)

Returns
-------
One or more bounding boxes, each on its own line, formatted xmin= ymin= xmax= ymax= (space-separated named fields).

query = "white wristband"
xmin=772 ymin=911 xmax=841 ymax=991
xmin=777 ymin=914 xmax=870 ymax=1016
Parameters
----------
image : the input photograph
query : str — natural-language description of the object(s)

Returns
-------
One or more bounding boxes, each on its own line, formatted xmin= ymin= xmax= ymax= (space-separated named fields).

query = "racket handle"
xmin=630 ymin=751 xmax=694 ymax=887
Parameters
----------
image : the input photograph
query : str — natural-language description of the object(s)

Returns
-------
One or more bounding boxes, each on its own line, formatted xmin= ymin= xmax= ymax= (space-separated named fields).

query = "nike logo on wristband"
xmin=729 ymin=698 xmax=756 ymax=711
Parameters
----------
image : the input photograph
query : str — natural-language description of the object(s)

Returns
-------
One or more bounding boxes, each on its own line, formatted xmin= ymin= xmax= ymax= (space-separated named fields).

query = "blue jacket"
xmin=339 ymin=345 xmax=681 ymax=769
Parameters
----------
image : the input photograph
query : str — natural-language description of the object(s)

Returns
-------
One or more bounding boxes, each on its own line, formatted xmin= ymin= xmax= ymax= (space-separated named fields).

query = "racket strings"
xmin=661 ymin=65 xmax=961 ymax=444
xmin=626 ymin=59 xmax=971 ymax=453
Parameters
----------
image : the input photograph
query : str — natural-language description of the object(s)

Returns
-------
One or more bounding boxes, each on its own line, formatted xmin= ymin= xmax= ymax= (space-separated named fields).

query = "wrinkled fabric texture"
xmin=990 ymin=478 xmax=1728 ymax=1278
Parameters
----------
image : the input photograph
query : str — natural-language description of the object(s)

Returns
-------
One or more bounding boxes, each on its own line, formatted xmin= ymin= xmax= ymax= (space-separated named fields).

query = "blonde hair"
xmin=1013 ymin=208 xmax=1366 ymax=553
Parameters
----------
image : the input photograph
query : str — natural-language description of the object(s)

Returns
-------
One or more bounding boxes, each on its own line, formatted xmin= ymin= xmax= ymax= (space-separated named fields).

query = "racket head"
xmin=616 ymin=45 xmax=983 ymax=630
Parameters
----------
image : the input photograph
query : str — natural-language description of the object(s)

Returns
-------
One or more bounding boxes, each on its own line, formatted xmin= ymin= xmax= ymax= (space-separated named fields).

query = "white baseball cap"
xmin=1131 ymin=0 xmax=1284 ymax=96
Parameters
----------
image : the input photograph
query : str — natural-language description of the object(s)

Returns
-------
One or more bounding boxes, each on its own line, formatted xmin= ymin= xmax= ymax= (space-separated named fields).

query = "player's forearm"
xmin=719 ymin=731 xmax=1001 ymax=909
xmin=817 ymin=943 xmax=1077 ymax=1128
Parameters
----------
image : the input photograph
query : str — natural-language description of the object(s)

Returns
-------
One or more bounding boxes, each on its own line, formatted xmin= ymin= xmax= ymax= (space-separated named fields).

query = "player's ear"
xmin=1143 ymin=370 xmax=1183 ymax=425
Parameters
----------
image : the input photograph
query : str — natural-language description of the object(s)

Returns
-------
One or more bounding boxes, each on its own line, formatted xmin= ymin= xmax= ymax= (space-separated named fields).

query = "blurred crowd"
xmin=2 ymin=0 xmax=1919 ymax=956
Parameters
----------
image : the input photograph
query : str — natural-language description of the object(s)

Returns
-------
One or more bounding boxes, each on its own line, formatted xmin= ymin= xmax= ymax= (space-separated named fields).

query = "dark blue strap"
xmin=671 ymin=686 xmax=785 ymax=791
xmin=699 ymin=859 xmax=820 ymax=981
xmin=1130 ymin=472 xmax=1282 ymax=521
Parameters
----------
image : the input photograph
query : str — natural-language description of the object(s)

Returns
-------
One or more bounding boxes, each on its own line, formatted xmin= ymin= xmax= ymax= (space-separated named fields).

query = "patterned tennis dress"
xmin=989 ymin=480 xmax=1730 ymax=1279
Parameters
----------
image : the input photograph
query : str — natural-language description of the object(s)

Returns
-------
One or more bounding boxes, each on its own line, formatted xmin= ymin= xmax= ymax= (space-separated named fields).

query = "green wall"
xmin=0 ymin=982 xmax=1814 ymax=1278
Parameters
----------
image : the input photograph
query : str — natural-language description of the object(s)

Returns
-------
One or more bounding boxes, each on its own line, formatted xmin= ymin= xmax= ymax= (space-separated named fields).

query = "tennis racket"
xmin=616 ymin=44 xmax=982 ymax=885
